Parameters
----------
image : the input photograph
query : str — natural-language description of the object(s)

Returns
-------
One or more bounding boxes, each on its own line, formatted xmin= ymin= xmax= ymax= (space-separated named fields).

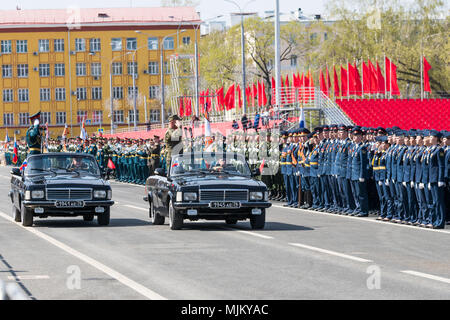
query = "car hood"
xmin=173 ymin=174 xmax=265 ymax=189
xmin=27 ymin=175 xmax=108 ymax=188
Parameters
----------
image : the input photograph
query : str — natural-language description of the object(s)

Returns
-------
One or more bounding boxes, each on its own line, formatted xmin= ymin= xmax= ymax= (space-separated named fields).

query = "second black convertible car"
xmin=144 ymin=152 xmax=272 ymax=230
xmin=9 ymin=153 xmax=114 ymax=227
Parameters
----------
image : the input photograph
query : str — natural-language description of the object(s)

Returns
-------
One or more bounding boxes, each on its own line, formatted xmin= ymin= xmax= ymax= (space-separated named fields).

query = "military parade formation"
xmin=2 ymin=112 xmax=449 ymax=229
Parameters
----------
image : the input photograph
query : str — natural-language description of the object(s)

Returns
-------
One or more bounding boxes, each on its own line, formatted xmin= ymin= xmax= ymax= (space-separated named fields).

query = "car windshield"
xmin=170 ymin=153 xmax=251 ymax=177
xmin=25 ymin=154 xmax=101 ymax=177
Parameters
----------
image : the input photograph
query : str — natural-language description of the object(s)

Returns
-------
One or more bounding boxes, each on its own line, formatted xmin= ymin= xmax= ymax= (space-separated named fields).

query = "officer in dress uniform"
xmin=308 ymin=129 xmax=321 ymax=209
xmin=164 ymin=115 xmax=183 ymax=173
xmin=26 ymin=112 xmax=43 ymax=155
xmin=349 ymin=126 xmax=369 ymax=217
xmin=442 ymin=131 xmax=450 ymax=224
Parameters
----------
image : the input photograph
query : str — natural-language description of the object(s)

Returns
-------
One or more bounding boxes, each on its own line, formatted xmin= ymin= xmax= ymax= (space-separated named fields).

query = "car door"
xmin=157 ymin=177 xmax=170 ymax=216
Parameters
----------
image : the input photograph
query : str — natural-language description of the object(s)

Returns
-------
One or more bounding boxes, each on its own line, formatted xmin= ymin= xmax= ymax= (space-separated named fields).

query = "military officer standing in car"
xmin=164 ymin=115 xmax=183 ymax=173
xmin=26 ymin=112 xmax=43 ymax=155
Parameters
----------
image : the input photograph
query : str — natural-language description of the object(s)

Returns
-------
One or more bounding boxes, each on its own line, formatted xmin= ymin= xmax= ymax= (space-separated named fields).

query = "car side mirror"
xmin=155 ymin=168 xmax=165 ymax=177
xmin=252 ymin=168 xmax=261 ymax=177
xmin=11 ymin=168 xmax=21 ymax=176
xmin=102 ymin=168 xmax=110 ymax=180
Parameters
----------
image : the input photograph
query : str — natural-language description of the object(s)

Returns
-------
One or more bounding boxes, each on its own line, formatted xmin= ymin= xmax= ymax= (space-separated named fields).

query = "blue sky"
xmin=7 ymin=0 xmax=328 ymax=22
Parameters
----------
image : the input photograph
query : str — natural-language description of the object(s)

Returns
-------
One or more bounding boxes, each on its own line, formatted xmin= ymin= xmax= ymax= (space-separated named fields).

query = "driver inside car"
xmin=212 ymin=159 xmax=236 ymax=172
xmin=68 ymin=157 xmax=89 ymax=171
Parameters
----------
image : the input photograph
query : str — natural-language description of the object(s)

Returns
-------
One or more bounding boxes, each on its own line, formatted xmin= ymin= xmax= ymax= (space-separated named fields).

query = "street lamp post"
xmin=224 ymin=0 xmax=255 ymax=115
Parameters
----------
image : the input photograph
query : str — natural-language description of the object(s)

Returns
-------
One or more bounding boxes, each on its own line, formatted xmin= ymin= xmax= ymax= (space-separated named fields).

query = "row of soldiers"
xmin=277 ymin=125 xmax=450 ymax=229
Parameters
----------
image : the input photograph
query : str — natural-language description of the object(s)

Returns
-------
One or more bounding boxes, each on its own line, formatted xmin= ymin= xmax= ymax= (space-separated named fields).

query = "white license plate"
xmin=209 ymin=201 xmax=241 ymax=209
xmin=55 ymin=200 xmax=85 ymax=208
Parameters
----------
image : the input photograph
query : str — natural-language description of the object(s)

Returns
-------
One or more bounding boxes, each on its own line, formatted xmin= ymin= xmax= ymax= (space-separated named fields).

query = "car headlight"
xmin=176 ymin=192 xmax=182 ymax=202
xmin=183 ymin=192 xmax=197 ymax=201
xmin=250 ymin=192 xmax=263 ymax=201
xmin=31 ymin=190 xmax=45 ymax=199
xmin=264 ymin=191 xmax=269 ymax=201
xmin=107 ymin=190 xmax=112 ymax=200
xmin=93 ymin=190 xmax=107 ymax=199
xmin=25 ymin=190 xmax=31 ymax=200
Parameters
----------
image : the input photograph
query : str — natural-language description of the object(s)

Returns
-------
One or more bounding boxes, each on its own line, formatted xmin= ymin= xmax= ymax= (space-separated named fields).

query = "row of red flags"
xmin=178 ymin=56 xmax=432 ymax=117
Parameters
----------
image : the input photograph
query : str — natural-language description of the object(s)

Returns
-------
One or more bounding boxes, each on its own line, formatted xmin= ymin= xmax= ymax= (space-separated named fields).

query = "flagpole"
xmin=420 ymin=54 xmax=424 ymax=101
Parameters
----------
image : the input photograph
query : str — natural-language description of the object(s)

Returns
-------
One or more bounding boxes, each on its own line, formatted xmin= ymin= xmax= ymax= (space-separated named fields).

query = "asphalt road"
xmin=0 ymin=165 xmax=449 ymax=300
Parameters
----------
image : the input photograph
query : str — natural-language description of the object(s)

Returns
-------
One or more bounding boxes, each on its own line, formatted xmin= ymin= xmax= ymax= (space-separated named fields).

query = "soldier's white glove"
xmin=385 ymin=180 xmax=389 ymax=186
xmin=317 ymin=174 xmax=321 ymax=178
xmin=34 ymin=119 xmax=39 ymax=126
xmin=359 ymin=178 xmax=365 ymax=183
xmin=378 ymin=181 xmax=382 ymax=186
xmin=411 ymin=182 xmax=414 ymax=188
xmin=402 ymin=182 xmax=407 ymax=187
xmin=419 ymin=183 xmax=424 ymax=189
xmin=392 ymin=179 xmax=395 ymax=183
xmin=428 ymin=183 xmax=431 ymax=190
xmin=438 ymin=182 xmax=446 ymax=187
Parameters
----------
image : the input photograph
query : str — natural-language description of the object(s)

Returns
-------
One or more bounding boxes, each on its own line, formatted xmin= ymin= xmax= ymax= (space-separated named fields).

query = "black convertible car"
xmin=144 ymin=152 xmax=272 ymax=230
xmin=9 ymin=153 xmax=114 ymax=227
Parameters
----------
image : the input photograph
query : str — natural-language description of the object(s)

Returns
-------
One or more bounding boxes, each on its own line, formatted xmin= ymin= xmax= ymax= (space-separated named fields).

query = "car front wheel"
xmin=250 ymin=209 xmax=265 ymax=230
xmin=20 ymin=203 xmax=33 ymax=227
xmin=168 ymin=200 xmax=183 ymax=230
xmin=12 ymin=205 xmax=21 ymax=222
xmin=97 ymin=207 xmax=110 ymax=226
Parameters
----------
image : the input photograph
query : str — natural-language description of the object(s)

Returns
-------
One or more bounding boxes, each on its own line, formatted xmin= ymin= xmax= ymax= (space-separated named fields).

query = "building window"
xmin=39 ymin=64 xmax=50 ymax=77
xmin=113 ymin=110 xmax=124 ymax=124
xmin=76 ymin=63 xmax=86 ymax=76
xmin=163 ymin=37 xmax=174 ymax=50
xmin=112 ymin=87 xmax=123 ymax=100
xmin=16 ymin=40 xmax=28 ymax=53
xmin=91 ymin=63 xmax=102 ymax=77
xmin=127 ymin=62 xmax=137 ymax=76
xmin=150 ymin=110 xmax=160 ymax=123
xmin=148 ymin=37 xmax=158 ymax=50
xmin=128 ymin=86 xmax=138 ymax=99
xmin=182 ymin=37 xmax=191 ymax=45
xmin=149 ymin=86 xmax=159 ymax=99
xmin=91 ymin=87 xmax=102 ymax=100
xmin=2 ymin=65 xmax=12 ymax=78
xmin=38 ymin=39 xmax=50 ymax=52
xmin=17 ymin=64 xmax=28 ymax=78
xmin=3 ymin=113 xmax=14 ymax=126
xmin=164 ymin=61 xmax=171 ymax=74
xmin=126 ymin=38 xmax=137 ymax=50
xmin=112 ymin=62 xmax=122 ymax=75
xmin=93 ymin=110 xmax=103 ymax=124
xmin=77 ymin=111 xmax=87 ymax=124
xmin=148 ymin=61 xmax=159 ymax=75
xmin=76 ymin=88 xmax=87 ymax=100
xmin=55 ymin=88 xmax=66 ymax=101
xmin=55 ymin=63 xmax=65 ymax=77
xmin=75 ymin=38 xmax=85 ymax=52
xmin=56 ymin=112 xmax=66 ymax=125
xmin=3 ymin=89 xmax=13 ymax=102
xmin=290 ymin=55 xmax=297 ymax=67
xmin=18 ymin=89 xmax=29 ymax=102
xmin=41 ymin=112 xmax=51 ymax=125
xmin=90 ymin=38 xmax=101 ymax=52
xmin=111 ymin=38 xmax=122 ymax=51
xmin=54 ymin=39 xmax=64 ymax=52
xmin=128 ymin=110 xmax=139 ymax=123
xmin=40 ymin=88 xmax=51 ymax=101
xmin=1 ymin=40 xmax=12 ymax=54
xmin=19 ymin=113 xmax=30 ymax=126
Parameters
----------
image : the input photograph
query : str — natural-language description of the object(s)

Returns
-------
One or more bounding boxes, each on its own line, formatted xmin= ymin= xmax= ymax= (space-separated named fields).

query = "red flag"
xmin=280 ymin=76 xmax=286 ymax=104
xmin=271 ymin=77 xmax=276 ymax=105
xmin=354 ymin=62 xmax=362 ymax=96
xmin=216 ymin=87 xmax=224 ymax=111
xmin=179 ymin=97 xmax=184 ymax=117
xmin=319 ymin=69 xmax=326 ymax=93
xmin=185 ymin=97 xmax=192 ymax=116
xmin=385 ymin=57 xmax=400 ymax=96
xmin=348 ymin=63 xmax=356 ymax=95
xmin=107 ymin=158 xmax=116 ymax=170
xmin=262 ymin=81 xmax=267 ymax=106
xmin=205 ymin=89 xmax=212 ymax=113
xmin=340 ymin=65 xmax=348 ymax=97
xmin=308 ymin=70 xmax=314 ymax=87
xmin=236 ymin=84 xmax=243 ymax=108
xmin=362 ymin=61 xmax=371 ymax=94
xmin=199 ymin=91 xmax=205 ymax=114
xmin=376 ymin=61 xmax=385 ymax=94
xmin=257 ymin=81 xmax=263 ymax=107
xmin=224 ymin=84 xmax=235 ymax=110
xmin=333 ymin=66 xmax=340 ymax=97
xmin=325 ymin=67 xmax=331 ymax=97
xmin=252 ymin=83 xmax=257 ymax=107
xmin=259 ymin=158 xmax=265 ymax=174
xmin=423 ymin=56 xmax=432 ymax=93
xmin=245 ymin=87 xmax=251 ymax=105
xmin=284 ymin=75 xmax=291 ymax=103
xmin=368 ymin=60 xmax=378 ymax=94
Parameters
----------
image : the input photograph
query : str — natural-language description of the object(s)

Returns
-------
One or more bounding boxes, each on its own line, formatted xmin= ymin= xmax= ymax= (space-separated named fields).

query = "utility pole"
xmin=274 ymin=0 xmax=281 ymax=107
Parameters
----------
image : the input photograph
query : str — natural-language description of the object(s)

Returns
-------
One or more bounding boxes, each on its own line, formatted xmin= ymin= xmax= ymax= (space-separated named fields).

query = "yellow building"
xmin=0 ymin=7 xmax=200 ymax=140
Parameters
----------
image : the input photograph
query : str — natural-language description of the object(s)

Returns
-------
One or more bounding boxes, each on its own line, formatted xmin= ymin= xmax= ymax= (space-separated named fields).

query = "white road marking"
xmin=272 ymin=204 xmax=450 ymax=235
xmin=8 ymin=275 xmax=50 ymax=280
xmin=123 ymin=204 xmax=148 ymax=212
xmin=0 ymin=175 xmax=10 ymax=179
xmin=401 ymin=270 xmax=450 ymax=285
xmin=0 ymin=210 xmax=167 ymax=300
xmin=289 ymin=243 xmax=373 ymax=263
xmin=221 ymin=227 xmax=274 ymax=239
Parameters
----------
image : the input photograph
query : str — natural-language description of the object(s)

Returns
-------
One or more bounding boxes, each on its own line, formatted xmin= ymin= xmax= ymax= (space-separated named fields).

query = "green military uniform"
xmin=26 ymin=112 xmax=43 ymax=155
xmin=164 ymin=115 xmax=182 ymax=173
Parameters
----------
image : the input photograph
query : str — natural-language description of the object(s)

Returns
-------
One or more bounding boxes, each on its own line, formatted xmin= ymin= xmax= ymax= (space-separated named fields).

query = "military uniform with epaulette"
xmin=26 ymin=112 xmax=43 ymax=155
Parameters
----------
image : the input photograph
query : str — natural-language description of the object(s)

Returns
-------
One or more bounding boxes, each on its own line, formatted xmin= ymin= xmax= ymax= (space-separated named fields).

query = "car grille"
xmin=46 ymin=188 xmax=92 ymax=201
xmin=200 ymin=190 xmax=248 ymax=201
